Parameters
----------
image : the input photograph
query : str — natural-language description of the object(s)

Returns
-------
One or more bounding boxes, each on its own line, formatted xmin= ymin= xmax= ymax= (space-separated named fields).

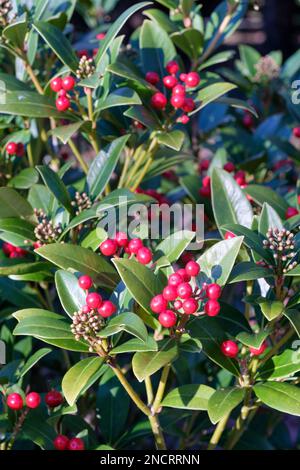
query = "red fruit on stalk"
xmin=293 ymin=127 xmax=300 ymax=138
xmin=78 ymin=275 xmax=93 ymax=290
xmin=177 ymin=268 xmax=191 ymax=282
xmin=225 ymin=231 xmax=236 ymax=240
xmin=182 ymin=298 xmax=198 ymax=314
xmin=185 ymin=260 xmax=200 ymax=277
xmin=158 ymin=310 xmax=177 ymax=328
xmin=96 ymin=32 xmax=106 ymax=40
xmin=202 ymin=175 xmax=211 ymax=187
xmin=181 ymin=98 xmax=195 ymax=113
xmin=199 ymin=186 xmax=211 ymax=198
xmin=86 ymin=292 xmax=102 ymax=309
xmin=16 ymin=143 xmax=25 ymax=157
xmin=223 ymin=162 xmax=235 ymax=173
xmin=174 ymin=299 xmax=183 ymax=310
xmin=204 ymin=300 xmax=220 ymax=317
xmin=7 ymin=393 xmax=23 ymax=410
xmin=168 ymin=273 xmax=183 ymax=287
xmin=249 ymin=341 xmax=267 ymax=356
xmin=179 ymin=73 xmax=187 ymax=82
xmin=185 ymin=72 xmax=200 ymax=88
xmin=54 ymin=435 xmax=69 ymax=451
xmin=45 ymin=390 xmax=63 ymax=408
xmin=179 ymin=115 xmax=190 ymax=124
xmin=2 ymin=242 xmax=15 ymax=256
xmin=150 ymin=294 xmax=168 ymax=314
xmin=100 ymin=239 xmax=118 ymax=256
xmin=98 ymin=300 xmax=116 ymax=318
xmin=170 ymin=94 xmax=185 ymax=109
xmin=62 ymin=76 xmax=76 ymax=91
xmin=56 ymin=96 xmax=70 ymax=112
xmin=285 ymin=207 xmax=299 ymax=219
xmin=151 ymin=92 xmax=167 ymax=109
xmin=25 ymin=392 xmax=41 ymax=409
xmin=177 ymin=282 xmax=193 ymax=300
xmin=163 ymin=285 xmax=178 ymax=301
xmin=243 ymin=113 xmax=254 ymax=129
xmin=68 ymin=437 xmax=85 ymax=451
xmin=221 ymin=340 xmax=239 ymax=358
xmin=172 ymin=84 xmax=186 ymax=96
xmin=163 ymin=75 xmax=177 ymax=89
xmin=145 ymin=71 xmax=160 ymax=85
xmin=6 ymin=142 xmax=18 ymax=155
xmin=206 ymin=283 xmax=222 ymax=300
xmin=136 ymin=247 xmax=153 ymax=265
xmin=128 ymin=238 xmax=143 ymax=254
xmin=50 ymin=77 xmax=63 ymax=92
xmin=199 ymin=159 xmax=210 ymax=172
xmin=166 ymin=60 xmax=179 ymax=75
xmin=115 ymin=231 xmax=128 ymax=247
xmin=82 ymin=305 xmax=90 ymax=314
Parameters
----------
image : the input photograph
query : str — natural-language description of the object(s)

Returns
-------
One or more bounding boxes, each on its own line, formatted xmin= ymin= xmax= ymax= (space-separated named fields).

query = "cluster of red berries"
xmin=136 ymin=188 xmax=169 ymax=206
xmin=150 ymin=260 xmax=222 ymax=328
xmin=199 ymin=161 xmax=248 ymax=198
xmin=146 ymin=61 xmax=200 ymax=124
xmin=6 ymin=389 xmax=63 ymax=411
xmin=5 ymin=142 xmax=25 ymax=157
xmin=2 ymin=242 xmax=26 ymax=258
xmin=78 ymin=275 xmax=116 ymax=318
xmin=99 ymin=233 xmax=153 ymax=266
xmin=50 ymin=75 xmax=76 ymax=112
xmin=221 ymin=340 xmax=267 ymax=358
xmin=54 ymin=435 xmax=84 ymax=451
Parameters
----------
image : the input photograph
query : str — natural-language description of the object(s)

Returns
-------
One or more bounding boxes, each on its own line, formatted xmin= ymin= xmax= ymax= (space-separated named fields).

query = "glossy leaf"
xmin=0 ymin=91 xmax=70 ymax=118
xmin=156 ymin=130 xmax=185 ymax=151
xmin=244 ymin=185 xmax=288 ymax=219
xmin=132 ymin=339 xmax=178 ymax=382
xmin=55 ymin=270 xmax=86 ymax=318
xmin=0 ymin=188 xmax=33 ymax=218
xmin=208 ymin=387 xmax=245 ymax=424
xmin=19 ymin=348 xmax=52 ymax=378
xmin=99 ymin=88 xmax=142 ymax=111
xmin=191 ymin=82 xmax=237 ymax=114
xmin=257 ymin=349 xmax=300 ymax=381
xmin=99 ymin=312 xmax=148 ymax=342
xmin=162 ymin=384 xmax=214 ymax=410
xmin=36 ymin=165 xmax=73 ymax=213
xmin=8 ymin=168 xmax=39 ymax=189
xmin=228 ymin=262 xmax=273 ymax=283
xmin=155 ymin=230 xmax=195 ymax=263
xmin=110 ymin=336 xmax=158 ymax=355
xmin=253 ymin=382 xmax=300 ymax=416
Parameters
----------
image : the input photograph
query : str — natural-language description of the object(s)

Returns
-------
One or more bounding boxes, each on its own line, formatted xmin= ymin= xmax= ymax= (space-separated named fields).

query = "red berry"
xmin=163 ymin=75 xmax=177 ymax=89
xmin=179 ymin=115 xmax=190 ymax=124
xmin=128 ymin=238 xmax=143 ymax=254
xmin=25 ymin=392 xmax=41 ymax=409
xmin=185 ymin=72 xmax=200 ymax=88
xmin=82 ymin=305 xmax=90 ymax=314
xmin=62 ymin=76 xmax=76 ymax=91
xmin=179 ymin=73 xmax=187 ymax=82
xmin=204 ymin=299 xmax=220 ymax=317
xmin=68 ymin=437 xmax=85 ymax=451
xmin=202 ymin=175 xmax=211 ymax=188
xmin=78 ymin=275 xmax=93 ymax=290
xmin=50 ymin=77 xmax=63 ymax=92
xmin=115 ymin=231 xmax=128 ymax=247
xmin=170 ymin=94 xmax=185 ymax=109
xmin=224 ymin=162 xmax=235 ymax=173
xmin=293 ymin=127 xmax=300 ymax=138
xmin=7 ymin=393 xmax=23 ymax=410
xmin=100 ymin=239 xmax=118 ymax=256
xmin=199 ymin=159 xmax=210 ymax=172
xmin=249 ymin=342 xmax=267 ymax=356
xmin=2 ymin=242 xmax=15 ymax=256
xmin=150 ymin=294 xmax=168 ymax=314
xmin=56 ymin=96 xmax=70 ymax=112
xmin=285 ymin=207 xmax=299 ymax=219
xmin=177 ymin=282 xmax=193 ymax=300
xmin=10 ymin=251 xmax=24 ymax=258
xmin=172 ymin=84 xmax=186 ymax=96
xmin=168 ymin=272 xmax=183 ymax=287
xmin=98 ymin=300 xmax=116 ymax=318
xmin=206 ymin=283 xmax=222 ymax=300
xmin=243 ymin=113 xmax=254 ymax=129
xmin=185 ymin=261 xmax=200 ymax=277
xmin=45 ymin=390 xmax=63 ymax=408
xmin=151 ymin=92 xmax=167 ymax=109
xmin=54 ymin=435 xmax=69 ymax=451
xmin=225 ymin=231 xmax=236 ymax=240
xmin=166 ymin=60 xmax=179 ymax=75
xmin=86 ymin=292 xmax=102 ymax=309
xmin=177 ymin=268 xmax=190 ymax=282
xmin=137 ymin=247 xmax=153 ymax=265
xmin=16 ymin=143 xmax=25 ymax=157
xmin=158 ymin=310 xmax=177 ymax=328
xmin=174 ymin=299 xmax=183 ymax=310
xmin=145 ymin=71 xmax=160 ymax=85
xmin=199 ymin=186 xmax=211 ymax=198
xmin=163 ymin=285 xmax=178 ymax=301
xmin=182 ymin=298 xmax=198 ymax=314
xmin=6 ymin=142 xmax=18 ymax=155
xmin=96 ymin=32 xmax=106 ymax=40
xmin=182 ymin=98 xmax=195 ymax=113
xmin=221 ymin=340 xmax=239 ymax=358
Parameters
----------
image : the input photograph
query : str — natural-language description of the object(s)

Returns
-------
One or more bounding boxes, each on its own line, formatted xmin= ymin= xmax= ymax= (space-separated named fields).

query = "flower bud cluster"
xmin=263 ymin=227 xmax=297 ymax=273
xmin=34 ymin=209 xmax=62 ymax=243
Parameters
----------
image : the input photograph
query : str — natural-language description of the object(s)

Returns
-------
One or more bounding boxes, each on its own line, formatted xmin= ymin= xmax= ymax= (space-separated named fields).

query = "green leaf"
xmin=0 ymin=217 xmax=35 ymax=242
xmin=36 ymin=165 xmax=73 ymax=213
xmin=208 ymin=387 xmax=245 ymax=424
xmin=191 ymin=82 xmax=237 ymax=114
xmin=124 ymin=105 xmax=161 ymax=129
xmin=155 ymin=230 xmax=194 ymax=263
xmin=217 ymin=302 xmax=252 ymax=336
xmin=236 ymin=330 xmax=269 ymax=349
xmin=49 ymin=122 xmax=85 ymax=145
xmin=62 ymin=357 xmax=104 ymax=406
xmin=244 ymin=185 xmax=288 ymax=219
xmin=8 ymin=168 xmax=39 ymax=189
xmin=33 ymin=21 xmax=78 ymax=72
xmin=3 ymin=19 xmax=28 ymax=49
xmin=99 ymin=313 xmax=148 ymax=342
xmin=87 ymin=135 xmax=129 ymax=199
xmin=259 ymin=203 xmax=283 ymax=236
xmin=239 ymin=45 xmax=261 ymax=77
xmin=110 ymin=336 xmax=158 ymax=354
xmin=171 ymin=29 xmax=203 ymax=60
xmin=0 ymin=73 xmax=31 ymax=93
xmin=257 ymin=349 xmax=300 ymax=381
xmin=19 ymin=348 xmax=52 ymax=378
xmin=216 ymin=97 xmax=258 ymax=117
xmin=0 ymin=188 xmax=33 ymax=218
xmin=260 ymin=300 xmax=284 ymax=321
xmin=156 ymin=130 xmax=185 ymax=151
xmin=36 ymin=243 xmax=118 ymax=290
xmin=55 ymin=270 xmax=86 ymax=317
xmin=0 ymin=91 xmax=70 ymax=118
xmin=144 ymin=8 xmax=177 ymax=33
xmin=197 ymin=236 xmax=243 ymax=285
xmin=132 ymin=339 xmax=178 ymax=382
xmin=228 ymin=262 xmax=273 ymax=283
xmin=162 ymin=384 xmax=214 ymax=410
xmin=22 ymin=411 xmax=56 ymax=450
xmin=0 ymin=260 xmax=51 ymax=277
xmin=211 ymin=168 xmax=253 ymax=233
xmin=99 ymin=88 xmax=142 ymax=111
xmin=198 ymin=50 xmax=236 ymax=71
xmin=284 ymin=309 xmax=300 ymax=337
xmin=253 ymin=382 xmax=300 ymax=416
xmin=112 ymin=258 xmax=161 ymax=315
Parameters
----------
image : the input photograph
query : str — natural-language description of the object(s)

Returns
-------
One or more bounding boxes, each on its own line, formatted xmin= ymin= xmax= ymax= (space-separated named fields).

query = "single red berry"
xmin=115 ymin=231 xmax=128 ymax=247
xmin=145 ymin=71 xmax=160 ymax=85
xmin=68 ymin=437 xmax=85 ymax=451
xmin=293 ymin=127 xmax=300 ymax=138
xmin=2 ymin=242 xmax=15 ymax=256
xmin=10 ymin=251 xmax=24 ymax=258
xmin=199 ymin=159 xmax=210 ymax=172
xmin=225 ymin=231 xmax=236 ymax=240
xmin=50 ymin=77 xmax=63 ymax=92
xmin=62 ymin=76 xmax=76 ymax=91
xmin=174 ymin=299 xmax=183 ymax=310
xmin=166 ymin=60 xmax=179 ymax=75
xmin=204 ymin=299 xmax=220 ymax=317
xmin=96 ymin=32 xmax=106 ymax=40
xmin=78 ymin=275 xmax=93 ymax=290
xmin=224 ymin=162 xmax=235 ymax=173
xmin=7 ymin=393 xmax=23 ymax=410
xmin=234 ymin=170 xmax=246 ymax=186
xmin=221 ymin=340 xmax=239 ymax=358
xmin=136 ymin=247 xmax=153 ymax=265
xmin=86 ymin=292 xmax=102 ymax=309
xmin=151 ymin=92 xmax=167 ymax=109
xmin=58 ymin=89 xmax=67 ymax=97
xmin=249 ymin=341 xmax=267 ymax=356
xmin=25 ymin=392 xmax=41 ymax=409
xmin=100 ymin=239 xmax=118 ymax=256
xmin=168 ymin=272 xmax=183 ymax=287
xmin=158 ymin=310 xmax=177 ymax=328
xmin=56 ymin=96 xmax=70 ymax=112
xmin=181 ymin=98 xmax=195 ymax=113
xmin=45 ymin=390 xmax=63 ymax=408
xmin=98 ymin=300 xmax=116 ymax=318
xmin=177 ymin=282 xmax=193 ymax=300
xmin=150 ymin=294 xmax=168 ymax=314
xmin=182 ymin=298 xmax=198 ymax=314
xmin=179 ymin=114 xmax=190 ymax=124
xmin=16 ymin=143 xmax=25 ymax=157
xmin=179 ymin=73 xmax=187 ymax=82
xmin=82 ymin=305 xmax=90 ymax=314
xmin=206 ymin=283 xmax=222 ymax=300
xmin=33 ymin=241 xmax=43 ymax=249
xmin=185 ymin=72 xmax=200 ymax=88
xmin=285 ymin=207 xmax=299 ymax=219
xmin=185 ymin=261 xmax=200 ymax=277
xmin=54 ymin=435 xmax=69 ymax=451
xmin=163 ymin=285 xmax=178 ymax=301
xmin=163 ymin=75 xmax=177 ymax=89
xmin=128 ymin=238 xmax=143 ymax=254
xmin=6 ymin=142 xmax=18 ymax=155
xmin=172 ymin=84 xmax=186 ymax=96
xmin=177 ymin=268 xmax=191 ymax=282
xmin=199 ymin=186 xmax=211 ymax=198
xmin=202 ymin=175 xmax=211 ymax=187
xmin=243 ymin=113 xmax=254 ymax=129
xmin=170 ymin=94 xmax=185 ymax=109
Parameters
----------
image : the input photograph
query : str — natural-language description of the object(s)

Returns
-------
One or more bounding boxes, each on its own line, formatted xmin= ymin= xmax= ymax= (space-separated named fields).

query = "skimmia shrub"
xmin=0 ymin=0 xmax=300 ymax=452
